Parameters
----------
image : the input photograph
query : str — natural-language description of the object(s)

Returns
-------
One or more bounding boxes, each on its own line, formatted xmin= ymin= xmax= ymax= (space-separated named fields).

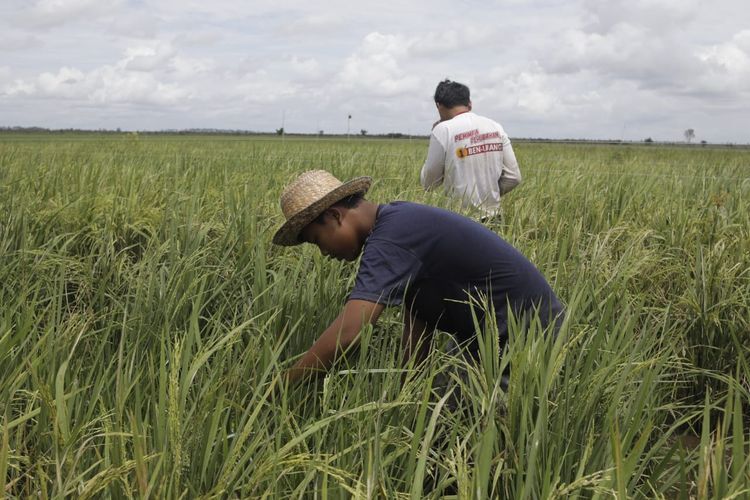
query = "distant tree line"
xmin=0 ymin=126 xmax=430 ymax=139
xmin=0 ymin=126 xmax=746 ymax=147
xmin=0 ymin=126 xmax=264 ymax=136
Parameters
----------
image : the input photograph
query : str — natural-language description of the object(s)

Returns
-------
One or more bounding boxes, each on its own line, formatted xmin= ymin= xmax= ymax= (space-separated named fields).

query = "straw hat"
xmin=272 ymin=170 xmax=372 ymax=246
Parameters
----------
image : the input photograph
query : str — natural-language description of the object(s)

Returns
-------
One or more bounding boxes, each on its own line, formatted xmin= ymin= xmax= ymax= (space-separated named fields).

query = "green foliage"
xmin=0 ymin=135 xmax=748 ymax=497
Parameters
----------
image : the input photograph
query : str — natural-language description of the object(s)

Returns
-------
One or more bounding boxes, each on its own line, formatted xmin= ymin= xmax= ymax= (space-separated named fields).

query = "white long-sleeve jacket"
xmin=420 ymin=112 xmax=521 ymax=216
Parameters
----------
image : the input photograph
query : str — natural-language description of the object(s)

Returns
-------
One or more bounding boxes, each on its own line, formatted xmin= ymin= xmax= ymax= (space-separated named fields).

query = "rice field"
xmin=0 ymin=133 xmax=749 ymax=498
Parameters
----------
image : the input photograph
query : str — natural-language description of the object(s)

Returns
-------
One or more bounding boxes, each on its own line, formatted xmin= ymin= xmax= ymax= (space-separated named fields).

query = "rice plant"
xmin=1 ymin=134 xmax=748 ymax=497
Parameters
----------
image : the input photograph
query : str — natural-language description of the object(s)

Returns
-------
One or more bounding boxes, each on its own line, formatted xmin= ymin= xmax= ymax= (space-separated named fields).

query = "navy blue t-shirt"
xmin=349 ymin=202 xmax=563 ymax=342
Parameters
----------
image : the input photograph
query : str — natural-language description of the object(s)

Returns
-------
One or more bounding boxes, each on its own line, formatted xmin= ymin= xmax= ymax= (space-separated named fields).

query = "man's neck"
xmin=445 ymin=106 xmax=471 ymax=120
xmin=354 ymin=200 xmax=380 ymax=244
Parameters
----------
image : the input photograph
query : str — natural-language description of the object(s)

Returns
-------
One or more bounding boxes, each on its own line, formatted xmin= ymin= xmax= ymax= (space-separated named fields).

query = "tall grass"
xmin=1 ymin=134 xmax=748 ymax=497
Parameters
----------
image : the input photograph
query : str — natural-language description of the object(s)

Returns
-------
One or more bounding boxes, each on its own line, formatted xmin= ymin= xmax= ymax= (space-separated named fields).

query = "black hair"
xmin=434 ymin=79 xmax=471 ymax=108
xmin=312 ymin=192 xmax=365 ymax=225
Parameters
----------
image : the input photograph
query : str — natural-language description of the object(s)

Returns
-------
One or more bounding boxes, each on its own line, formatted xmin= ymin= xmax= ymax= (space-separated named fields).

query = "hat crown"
xmin=280 ymin=170 xmax=344 ymax=220
xmin=273 ymin=170 xmax=371 ymax=246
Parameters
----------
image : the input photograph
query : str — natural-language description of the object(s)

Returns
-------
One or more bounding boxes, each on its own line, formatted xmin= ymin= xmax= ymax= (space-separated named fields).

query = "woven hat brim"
xmin=272 ymin=176 xmax=372 ymax=246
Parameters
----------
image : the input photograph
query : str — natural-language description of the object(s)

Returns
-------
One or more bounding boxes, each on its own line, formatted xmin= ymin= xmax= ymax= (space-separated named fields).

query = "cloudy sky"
xmin=1 ymin=0 xmax=748 ymax=142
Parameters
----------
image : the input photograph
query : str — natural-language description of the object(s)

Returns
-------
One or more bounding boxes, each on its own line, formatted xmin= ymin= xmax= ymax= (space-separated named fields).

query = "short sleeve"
xmin=349 ymin=240 xmax=423 ymax=306
xmin=420 ymin=135 xmax=446 ymax=189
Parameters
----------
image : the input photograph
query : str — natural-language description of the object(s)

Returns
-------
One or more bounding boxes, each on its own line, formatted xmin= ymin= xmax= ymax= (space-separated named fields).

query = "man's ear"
xmin=326 ymin=207 xmax=344 ymax=225
xmin=468 ymin=101 xmax=472 ymax=111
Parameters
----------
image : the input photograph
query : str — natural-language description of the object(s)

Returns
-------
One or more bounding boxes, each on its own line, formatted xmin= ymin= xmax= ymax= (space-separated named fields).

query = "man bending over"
xmin=273 ymin=170 xmax=561 ymax=384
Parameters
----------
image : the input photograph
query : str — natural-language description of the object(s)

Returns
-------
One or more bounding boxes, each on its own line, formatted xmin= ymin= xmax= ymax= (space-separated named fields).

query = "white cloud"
xmin=3 ymin=47 xmax=193 ymax=106
xmin=87 ymin=67 xmax=190 ymax=105
xmin=229 ymin=70 xmax=301 ymax=104
xmin=734 ymin=30 xmax=750 ymax=52
xmin=334 ymin=28 xmax=494 ymax=97
xmin=286 ymin=56 xmax=322 ymax=79
xmin=279 ymin=14 xmax=344 ymax=36
xmin=509 ymin=70 xmax=561 ymax=115
xmin=20 ymin=0 xmax=124 ymax=29
xmin=0 ymin=32 xmax=43 ymax=50
xmin=694 ymin=30 xmax=750 ymax=98
xmin=699 ymin=30 xmax=750 ymax=71
xmin=4 ymin=79 xmax=36 ymax=97
xmin=359 ymin=32 xmax=409 ymax=58
xmin=107 ymin=10 xmax=161 ymax=39
xmin=540 ymin=22 xmax=696 ymax=83
xmin=481 ymin=62 xmax=569 ymax=118
xmin=169 ymin=55 xmax=215 ymax=79
xmin=534 ymin=22 xmax=750 ymax=108
xmin=337 ymin=33 xmax=421 ymax=96
xmin=583 ymin=0 xmax=700 ymax=33
xmin=408 ymin=28 xmax=494 ymax=57
xmin=0 ymin=66 xmax=12 ymax=86
xmin=0 ymin=37 xmax=227 ymax=107
xmin=123 ymin=43 xmax=177 ymax=72
xmin=1 ymin=0 xmax=748 ymax=141
xmin=174 ymin=30 xmax=224 ymax=47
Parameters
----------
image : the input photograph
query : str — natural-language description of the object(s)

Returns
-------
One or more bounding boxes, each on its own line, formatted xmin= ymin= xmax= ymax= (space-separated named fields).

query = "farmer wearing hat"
xmin=274 ymin=170 xmax=563 ymax=384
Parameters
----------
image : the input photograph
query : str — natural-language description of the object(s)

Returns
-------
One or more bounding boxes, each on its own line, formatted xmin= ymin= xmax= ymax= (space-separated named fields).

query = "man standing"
xmin=421 ymin=79 xmax=522 ymax=217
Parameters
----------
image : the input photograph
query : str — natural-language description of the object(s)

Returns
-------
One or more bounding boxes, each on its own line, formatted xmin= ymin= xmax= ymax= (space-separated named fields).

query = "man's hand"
xmin=285 ymin=300 xmax=385 ymax=385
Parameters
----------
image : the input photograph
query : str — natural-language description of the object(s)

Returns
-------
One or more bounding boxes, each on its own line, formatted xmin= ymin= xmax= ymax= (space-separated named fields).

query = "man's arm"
xmin=420 ymin=133 xmax=446 ymax=190
xmin=285 ymin=299 xmax=385 ymax=384
xmin=499 ymin=135 xmax=522 ymax=195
